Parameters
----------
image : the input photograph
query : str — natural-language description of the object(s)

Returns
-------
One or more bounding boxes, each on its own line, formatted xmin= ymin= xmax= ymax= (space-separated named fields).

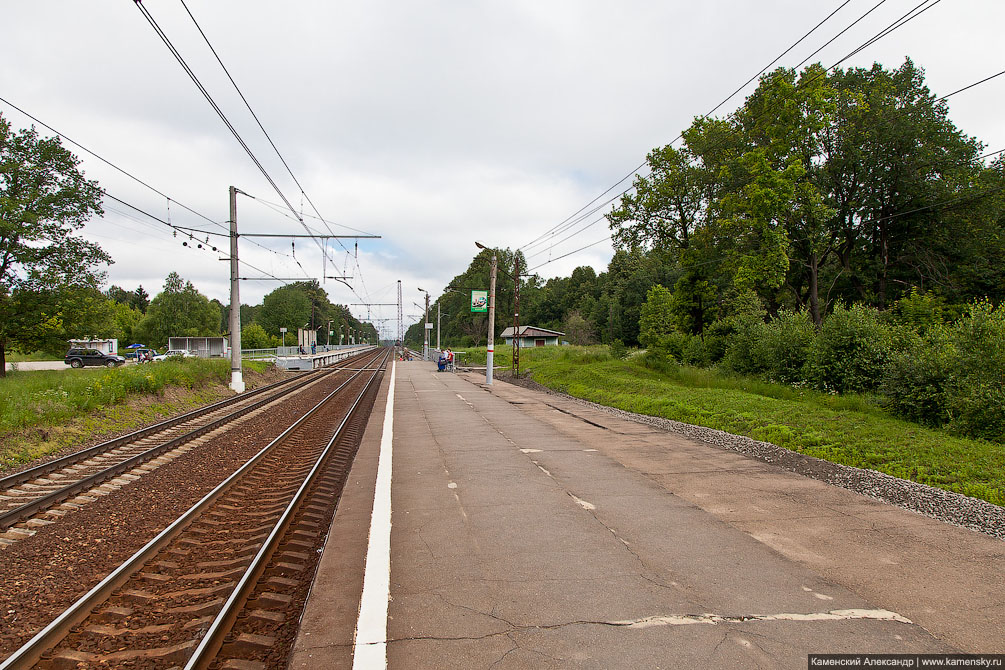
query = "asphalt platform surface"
xmin=290 ymin=359 xmax=1004 ymax=669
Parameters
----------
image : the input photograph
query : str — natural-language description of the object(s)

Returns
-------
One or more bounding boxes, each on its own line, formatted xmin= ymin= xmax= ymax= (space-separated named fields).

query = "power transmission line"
xmin=835 ymin=0 xmax=943 ymax=65
xmin=937 ymin=69 xmax=1005 ymax=102
xmin=176 ymin=0 xmax=352 ymax=261
xmin=102 ymin=191 xmax=298 ymax=284
xmin=132 ymin=1 xmax=303 ymax=225
xmin=522 ymin=0 xmax=983 ymax=270
xmin=520 ymin=0 xmax=857 ymax=254
xmin=0 ymin=94 xmax=227 ymax=233
xmin=172 ymin=0 xmax=377 ymax=301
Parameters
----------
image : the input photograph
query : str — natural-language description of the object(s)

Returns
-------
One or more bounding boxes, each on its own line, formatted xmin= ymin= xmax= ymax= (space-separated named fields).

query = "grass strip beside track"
xmin=461 ymin=345 xmax=1003 ymax=506
xmin=0 ymin=359 xmax=273 ymax=471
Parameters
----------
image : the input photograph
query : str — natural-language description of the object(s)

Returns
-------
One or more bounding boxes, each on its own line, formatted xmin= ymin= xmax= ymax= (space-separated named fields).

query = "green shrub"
xmin=944 ymin=300 xmax=1005 ymax=442
xmin=720 ymin=314 xmax=769 ymax=376
xmin=891 ymin=288 xmax=952 ymax=334
xmin=609 ymin=339 xmax=627 ymax=360
xmin=804 ymin=303 xmax=892 ymax=394
xmin=758 ymin=309 xmax=815 ymax=384
xmin=701 ymin=321 xmax=732 ymax=365
xmin=649 ymin=330 xmax=690 ymax=363
xmin=881 ymin=327 xmax=953 ymax=427
xmin=681 ymin=335 xmax=712 ymax=367
xmin=881 ymin=299 xmax=1005 ymax=442
xmin=642 ymin=349 xmax=681 ymax=376
xmin=948 ymin=382 xmax=1005 ymax=443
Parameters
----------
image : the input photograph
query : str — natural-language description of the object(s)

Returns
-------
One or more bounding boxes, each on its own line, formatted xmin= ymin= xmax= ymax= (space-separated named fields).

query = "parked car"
xmin=125 ymin=348 xmax=157 ymax=361
xmin=153 ymin=349 xmax=196 ymax=362
xmin=64 ymin=348 xmax=126 ymax=368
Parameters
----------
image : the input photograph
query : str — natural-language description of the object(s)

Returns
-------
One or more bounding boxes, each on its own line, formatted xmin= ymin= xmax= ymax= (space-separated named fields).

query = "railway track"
xmin=1 ymin=347 xmax=389 ymax=669
xmin=0 ymin=349 xmax=375 ymax=544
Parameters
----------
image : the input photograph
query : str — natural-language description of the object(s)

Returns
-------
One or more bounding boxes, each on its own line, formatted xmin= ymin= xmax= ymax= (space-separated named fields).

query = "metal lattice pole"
xmin=397 ymin=280 xmax=403 ymax=354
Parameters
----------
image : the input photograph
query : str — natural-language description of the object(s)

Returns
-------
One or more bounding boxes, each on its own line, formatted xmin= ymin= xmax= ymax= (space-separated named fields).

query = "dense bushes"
xmin=640 ymin=294 xmax=1005 ymax=443
xmin=883 ymin=300 xmax=1005 ymax=442
xmin=803 ymin=304 xmax=892 ymax=394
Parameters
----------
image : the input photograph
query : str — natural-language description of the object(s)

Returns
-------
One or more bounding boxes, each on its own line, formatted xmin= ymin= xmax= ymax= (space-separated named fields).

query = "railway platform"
xmin=291 ymin=359 xmax=1004 ymax=669
xmin=277 ymin=345 xmax=375 ymax=371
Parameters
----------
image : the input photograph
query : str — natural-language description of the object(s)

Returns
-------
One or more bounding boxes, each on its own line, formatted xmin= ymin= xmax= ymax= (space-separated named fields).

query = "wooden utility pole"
xmin=513 ymin=255 xmax=520 ymax=378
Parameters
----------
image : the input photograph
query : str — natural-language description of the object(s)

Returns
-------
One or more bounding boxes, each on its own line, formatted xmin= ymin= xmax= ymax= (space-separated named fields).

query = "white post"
xmin=228 ymin=186 xmax=245 ymax=393
xmin=486 ymin=252 xmax=497 ymax=385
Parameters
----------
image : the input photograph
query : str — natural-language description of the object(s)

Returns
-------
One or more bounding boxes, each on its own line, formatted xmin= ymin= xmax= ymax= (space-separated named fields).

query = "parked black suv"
xmin=64 ymin=348 xmax=126 ymax=368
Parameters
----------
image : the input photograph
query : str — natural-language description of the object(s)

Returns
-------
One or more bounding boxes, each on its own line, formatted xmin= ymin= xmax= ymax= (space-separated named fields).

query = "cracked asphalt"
xmin=290 ymin=361 xmax=1003 ymax=669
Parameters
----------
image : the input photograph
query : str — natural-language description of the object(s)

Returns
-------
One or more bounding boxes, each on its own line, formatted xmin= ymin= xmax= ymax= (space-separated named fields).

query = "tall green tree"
xmin=258 ymin=284 xmax=313 ymax=338
xmin=134 ymin=272 xmax=220 ymax=347
xmin=0 ymin=115 xmax=107 ymax=374
xmin=607 ymin=60 xmax=992 ymax=331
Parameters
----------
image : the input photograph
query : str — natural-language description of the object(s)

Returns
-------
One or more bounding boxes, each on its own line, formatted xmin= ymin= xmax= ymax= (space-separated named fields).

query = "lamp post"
xmin=437 ymin=306 xmax=449 ymax=352
xmin=474 ymin=242 xmax=497 ymax=385
xmin=418 ymin=288 xmax=430 ymax=361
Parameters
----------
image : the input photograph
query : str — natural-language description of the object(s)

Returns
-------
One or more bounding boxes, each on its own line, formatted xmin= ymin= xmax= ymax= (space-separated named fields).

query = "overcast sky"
xmin=3 ymin=0 xmax=1002 ymax=338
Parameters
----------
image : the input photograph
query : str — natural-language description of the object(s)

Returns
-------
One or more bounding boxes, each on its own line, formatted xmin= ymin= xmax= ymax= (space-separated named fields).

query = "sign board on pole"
xmin=425 ymin=323 xmax=433 ymax=329
xmin=471 ymin=290 xmax=488 ymax=313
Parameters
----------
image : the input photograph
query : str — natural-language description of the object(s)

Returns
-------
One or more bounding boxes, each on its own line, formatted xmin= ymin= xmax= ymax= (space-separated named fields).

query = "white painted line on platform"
xmin=613 ymin=608 xmax=911 ymax=629
xmin=353 ymin=360 xmax=395 ymax=670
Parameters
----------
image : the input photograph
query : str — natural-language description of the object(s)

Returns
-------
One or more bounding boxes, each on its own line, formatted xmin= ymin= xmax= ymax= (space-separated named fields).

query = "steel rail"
xmin=185 ymin=347 xmax=390 ymax=668
xmin=0 ymin=349 xmax=381 ymax=531
xmin=0 ymin=369 xmax=310 ymax=492
xmin=0 ymin=368 xmax=331 ymax=531
xmin=0 ymin=350 xmax=386 ymax=670
xmin=0 ymin=347 xmax=375 ymax=492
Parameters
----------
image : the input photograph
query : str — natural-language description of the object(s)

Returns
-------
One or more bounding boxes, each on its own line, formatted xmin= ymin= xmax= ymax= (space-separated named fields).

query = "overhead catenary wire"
xmin=835 ymin=0 xmax=943 ymax=65
xmin=133 ymin=0 xmax=380 ymax=295
xmin=132 ymin=1 xmax=322 ymax=254
xmin=175 ymin=0 xmax=366 ymax=288
xmin=246 ymin=195 xmax=380 ymax=238
xmin=794 ymin=0 xmax=892 ymax=70
xmin=519 ymin=0 xmax=858 ymax=255
xmin=0 ymin=93 xmax=319 ymax=272
xmin=102 ymin=191 xmax=300 ymax=283
xmin=0 ymin=94 xmax=227 ymax=233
